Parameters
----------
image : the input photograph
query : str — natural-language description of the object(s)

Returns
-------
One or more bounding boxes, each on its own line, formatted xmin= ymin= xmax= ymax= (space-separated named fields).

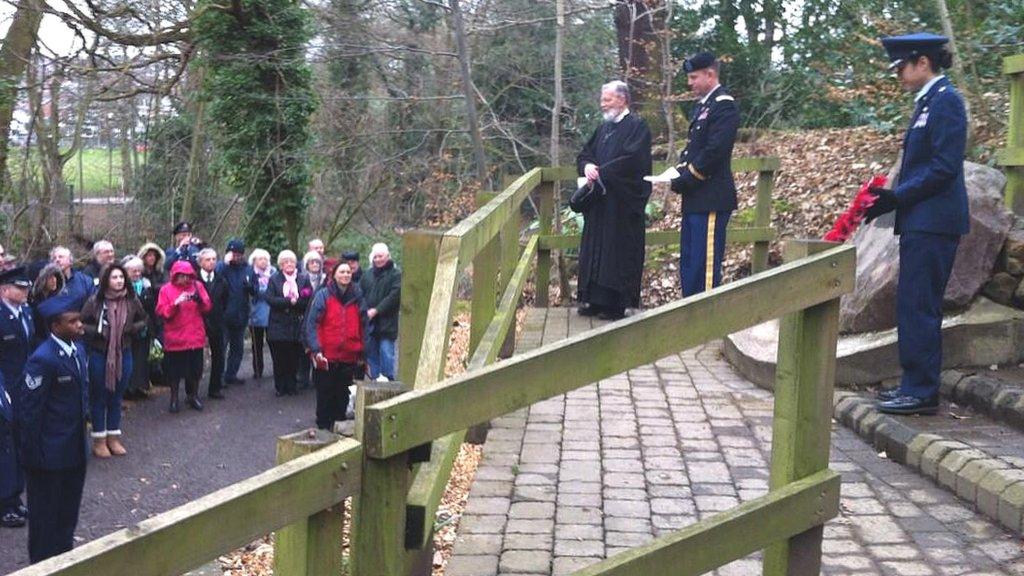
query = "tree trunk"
xmin=0 ymin=0 xmax=44 ymax=197
xmin=613 ymin=0 xmax=666 ymax=142
xmin=182 ymin=67 xmax=207 ymax=222
xmin=934 ymin=0 xmax=974 ymax=142
xmin=550 ymin=0 xmax=570 ymax=304
xmin=449 ymin=0 xmax=488 ymax=185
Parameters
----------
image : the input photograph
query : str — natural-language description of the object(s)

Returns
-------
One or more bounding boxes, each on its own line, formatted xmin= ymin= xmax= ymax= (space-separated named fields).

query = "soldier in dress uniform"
xmin=0 ymin=267 xmax=34 ymax=528
xmin=671 ymin=52 xmax=740 ymax=297
xmin=14 ymin=293 xmax=90 ymax=562
xmin=865 ymin=33 xmax=969 ymax=415
xmin=164 ymin=221 xmax=203 ymax=272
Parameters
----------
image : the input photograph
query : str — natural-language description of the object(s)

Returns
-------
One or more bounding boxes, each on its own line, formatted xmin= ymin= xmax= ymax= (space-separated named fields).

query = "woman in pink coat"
xmin=156 ymin=260 xmax=212 ymax=413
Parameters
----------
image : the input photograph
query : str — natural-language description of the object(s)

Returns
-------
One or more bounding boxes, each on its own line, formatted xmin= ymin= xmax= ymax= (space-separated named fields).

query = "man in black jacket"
xmin=671 ymin=52 xmax=740 ymax=297
xmin=360 ymin=243 xmax=401 ymax=380
xmin=197 ymin=248 xmax=229 ymax=399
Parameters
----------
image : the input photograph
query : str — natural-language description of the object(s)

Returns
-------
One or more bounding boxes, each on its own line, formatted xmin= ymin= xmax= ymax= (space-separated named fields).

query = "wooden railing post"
xmin=273 ymin=429 xmax=345 ymax=576
xmin=535 ymin=180 xmax=555 ymax=307
xmin=751 ymin=169 xmax=774 ymax=274
xmin=471 ymin=193 xmax=499 ymax=355
xmin=351 ymin=381 xmax=413 ymax=576
xmin=763 ymin=239 xmax=841 ymax=576
xmin=998 ymin=54 xmax=1024 ymax=216
xmin=398 ymin=230 xmax=444 ymax=384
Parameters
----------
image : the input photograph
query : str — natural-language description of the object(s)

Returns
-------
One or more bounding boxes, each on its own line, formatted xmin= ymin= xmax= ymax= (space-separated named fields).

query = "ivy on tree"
xmin=194 ymin=0 xmax=316 ymax=253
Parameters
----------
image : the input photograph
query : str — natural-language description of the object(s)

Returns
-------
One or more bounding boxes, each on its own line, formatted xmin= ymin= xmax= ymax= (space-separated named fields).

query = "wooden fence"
xmin=11 ymin=156 xmax=860 ymax=576
xmin=998 ymin=54 xmax=1024 ymax=216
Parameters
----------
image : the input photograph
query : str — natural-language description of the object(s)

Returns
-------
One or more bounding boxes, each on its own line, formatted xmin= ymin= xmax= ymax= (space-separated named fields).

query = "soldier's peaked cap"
xmin=881 ymin=32 xmax=949 ymax=69
xmin=683 ymin=52 xmax=717 ymax=73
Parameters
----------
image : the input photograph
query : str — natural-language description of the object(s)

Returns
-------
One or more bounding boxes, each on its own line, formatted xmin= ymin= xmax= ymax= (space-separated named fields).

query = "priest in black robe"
xmin=575 ymin=81 xmax=652 ymax=320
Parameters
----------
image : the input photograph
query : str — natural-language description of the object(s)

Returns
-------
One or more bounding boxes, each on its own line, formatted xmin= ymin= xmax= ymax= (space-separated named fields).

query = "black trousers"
xmin=250 ymin=327 xmax=267 ymax=378
xmin=206 ymin=324 xmax=225 ymax=395
xmin=314 ymin=362 xmax=355 ymax=430
xmin=26 ymin=465 xmax=86 ymax=563
xmin=269 ymin=340 xmax=303 ymax=394
xmin=164 ymin=349 xmax=203 ymax=399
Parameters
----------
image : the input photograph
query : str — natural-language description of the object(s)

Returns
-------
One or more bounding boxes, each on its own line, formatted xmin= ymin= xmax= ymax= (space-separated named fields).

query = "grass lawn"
xmin=7 ymin=147 xmax=145 ymax=198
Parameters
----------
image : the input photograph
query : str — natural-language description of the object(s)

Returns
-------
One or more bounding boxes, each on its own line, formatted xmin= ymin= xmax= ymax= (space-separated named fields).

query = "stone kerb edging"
xmin=833 ymin=392 xmax=1024 ymax=535
xmin=938 ymin=370 xmax=1024 ymax=429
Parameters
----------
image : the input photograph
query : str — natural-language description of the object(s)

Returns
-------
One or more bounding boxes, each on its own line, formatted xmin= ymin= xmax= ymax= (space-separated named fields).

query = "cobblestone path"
xmin=447 ymin=308 xmax=1024 ymax=576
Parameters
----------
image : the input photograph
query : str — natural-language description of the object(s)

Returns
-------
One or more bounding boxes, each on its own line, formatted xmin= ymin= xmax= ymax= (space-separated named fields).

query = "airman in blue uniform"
xmin=164 ymin=221 xmax=203 ymax=272
xmin=14 ymin=293 xmax=90 ymax=562
xmin=671 ymin=52 xmax=740 ymax=297
xmin=865 ymin=33 xmax=969 ymax=415
xmin=0 ymin=267 xmax=34 ymax=528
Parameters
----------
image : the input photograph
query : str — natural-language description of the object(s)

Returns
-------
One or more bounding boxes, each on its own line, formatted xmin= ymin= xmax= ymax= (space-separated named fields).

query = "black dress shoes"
xmin=188 ymin=397 xmax=204 ymax=411
xmin=1 ymin=510 xmax=25 ymax=528
xmin=876 ymin=388 xmax=901 ymax=401
xmin=578 ymin=305 xmax=601 ymax=317
xmin=598 ymin=309 xmax=625 ymax=321
xmin=877 ymin=395 xmax=939 ymax=416
xmin=169 ymin=396 xmax=180 ymax=413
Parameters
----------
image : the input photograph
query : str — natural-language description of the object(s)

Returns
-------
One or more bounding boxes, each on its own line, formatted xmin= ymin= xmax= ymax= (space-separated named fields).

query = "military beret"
xmin=881 ymin=32 xmax=949 ymax=69
xmin=173 ymin=221 xmax=193 ymax=235
xmin=341 ymin=251 xmax=360 ymax=261
xmin=0 ymin=266 xmax=31 ymax=288
xmin=683 ymin=52 xmax=717 ymax=73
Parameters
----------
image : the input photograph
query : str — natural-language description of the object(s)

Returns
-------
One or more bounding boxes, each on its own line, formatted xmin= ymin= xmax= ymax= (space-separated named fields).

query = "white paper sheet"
xmin=643 ymin=166 xmax=681 ymax=183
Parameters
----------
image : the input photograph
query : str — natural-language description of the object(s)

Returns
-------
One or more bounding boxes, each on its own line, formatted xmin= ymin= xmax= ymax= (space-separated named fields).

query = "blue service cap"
xmin=36 ymin=293 xmax=81 ymax=321
xmin=226 ymin=238 xmax=246 ymax=253
xmin=0 ymin=266 xmax=31 ymax=288
xmin=881 ymin=32 xmax=949 ymax=69
xmin=683 ymin=52 xmax=717 ymax=73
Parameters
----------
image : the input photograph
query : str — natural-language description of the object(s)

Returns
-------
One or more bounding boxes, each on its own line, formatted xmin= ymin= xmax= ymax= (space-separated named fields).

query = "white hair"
xmin=601 ymin=80 xmax=631 ymax=104
xmin=248 ymin=248 xmax=271 ymax=266
xmin=277 ymin=250 xmax=298 ymax=267
xmin=122 ymin=256 xmax=144 ymax=271
xmin=370 ymin=242 xmax=390 ymax=260
xmin=92 ymin=240 xmax=114 ymax=255
xmin=302 ymin=250 xmax=323 ymax=268
xmin=198 ymin=247 xmax=218 ymax=260
xmin=50 ymin=245 xmax=71 ymax=261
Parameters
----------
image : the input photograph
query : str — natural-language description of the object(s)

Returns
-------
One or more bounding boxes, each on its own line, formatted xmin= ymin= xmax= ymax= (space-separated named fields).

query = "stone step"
xmin=834 ymin=391 xmax=1024 ymax=535
xmin=932 ymin=368 xmax=1024 ymax=432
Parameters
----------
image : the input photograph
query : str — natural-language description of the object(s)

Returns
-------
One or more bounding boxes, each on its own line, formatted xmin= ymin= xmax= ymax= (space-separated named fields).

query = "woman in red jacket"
xmin=156 ymin=260 xmax=212 ymax=413
xmin=303 ymin=262 xmax=364 ymax=430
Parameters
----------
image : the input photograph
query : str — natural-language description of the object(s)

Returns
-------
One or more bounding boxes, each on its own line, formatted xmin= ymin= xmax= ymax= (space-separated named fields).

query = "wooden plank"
xmin=571 ymin=470 xmax=840 ymax=576
xmin=412 ymin=237 xmax=461 ymax=388
xmin=398 ymin=230 xmax=444 ymax=384
xmin=470 ymin=231 xmax=500 ymax=355
xmin=752 ymin=170 xmax=775 ymax=273
xmin=763 ymin=240 xmax=842 ymax=576
xmin=449 ymin=168 xmax=542 ymax=266
xmin=541 ymin=157 xmax=780 ymax=182
xmin=1006 ymin=67 xmax=1024 ymax=216
xmin=11 ymin=439 xmax=362 ymax=576
xmin=469 ymin=236 xmax=538 ymax=371
xmin=538 ymin=227 xmax=775 ymax=251
xmin=274 ymin=429 xmax=345 ymax=576
xmin=351 ymin=382 xmax=412 ymax=576
xmin=363 ymin=245 xmax=855 ymax=458
xmin=404 ymin=430 xmax=466 ymax=550
xmin=1004 ymin=54 xmax=1024 ymax=75
xmin=996 ymin=147 xmax=1024 ymax=167
xmin=535 ymin=181 xmax=555 ymax=306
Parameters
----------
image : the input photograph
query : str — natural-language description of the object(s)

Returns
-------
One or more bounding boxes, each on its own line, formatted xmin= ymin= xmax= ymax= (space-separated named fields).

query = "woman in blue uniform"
xmin=865 ymin=33 xmax=969 ymax=415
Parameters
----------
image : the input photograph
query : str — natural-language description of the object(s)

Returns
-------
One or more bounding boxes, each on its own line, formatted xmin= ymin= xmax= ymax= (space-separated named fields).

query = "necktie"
xmin=20 ymin=312 xmax=29 ymax=339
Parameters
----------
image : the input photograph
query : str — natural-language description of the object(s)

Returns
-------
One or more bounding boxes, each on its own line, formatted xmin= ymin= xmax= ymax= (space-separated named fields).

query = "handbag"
xmin=569 ymin=180 xmax=604 ymax=213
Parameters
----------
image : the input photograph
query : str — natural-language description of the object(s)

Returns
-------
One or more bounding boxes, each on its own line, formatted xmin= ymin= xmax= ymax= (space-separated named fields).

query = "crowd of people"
xmin=0 ymin=221 xmax=402 ymax=563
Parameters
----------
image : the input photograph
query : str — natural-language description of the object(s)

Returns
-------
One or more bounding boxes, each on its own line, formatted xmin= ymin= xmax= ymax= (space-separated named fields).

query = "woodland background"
xmin=0 ymin=0 xmax=1019 ymax=260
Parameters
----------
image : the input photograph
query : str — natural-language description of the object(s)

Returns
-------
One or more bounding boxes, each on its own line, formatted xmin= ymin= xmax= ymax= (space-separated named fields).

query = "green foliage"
xmin=194 ymin=0 xmax=316 ymax=255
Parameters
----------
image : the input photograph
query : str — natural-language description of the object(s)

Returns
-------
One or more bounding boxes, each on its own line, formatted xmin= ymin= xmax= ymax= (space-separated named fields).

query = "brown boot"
xmin=92 ymin=437 xmax=111 ymax=458
xmin=106 ymin=434 xmax=127 ymax=456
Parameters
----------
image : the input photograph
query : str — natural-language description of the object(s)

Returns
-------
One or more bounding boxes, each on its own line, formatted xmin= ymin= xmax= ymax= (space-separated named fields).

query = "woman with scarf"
xmin=121 ymin=257 xmax=159 ymax=400
xmin=247 ymin=249 xmax=276 ymax=380
xmin=265 ymin=250 xmax=312 ymax=397
xmin=80 ymin=263 xmax=148 ymax=457
xmin=156 ymin=260 xmax=212 ymax=413
xmin=303 ymin=262 xmax=364 ymax=430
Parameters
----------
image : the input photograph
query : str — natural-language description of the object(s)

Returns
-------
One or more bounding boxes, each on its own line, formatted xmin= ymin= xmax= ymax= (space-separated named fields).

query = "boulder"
xmin=1002 ymin=230 xmax=1024 ymax=275
xmin=983 ymin=272 xmax=1020 ymax=306
xmin=839 ymin=162 xmax=1010 ymax=334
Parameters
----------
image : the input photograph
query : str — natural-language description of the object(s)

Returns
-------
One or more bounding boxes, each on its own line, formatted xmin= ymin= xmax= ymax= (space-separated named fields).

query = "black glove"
xmin=864 ymin=187 xmax=899 ymax=223
xmin=670 ymin=166 xmax=697 ymax=195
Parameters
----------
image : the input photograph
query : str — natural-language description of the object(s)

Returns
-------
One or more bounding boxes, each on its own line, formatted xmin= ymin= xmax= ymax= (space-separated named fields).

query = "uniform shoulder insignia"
xmin=938 ymin=86 xmax=947 ymax=92
xmin=715 ymin=95 xmax=735 ymax=102
xmin=25 ymin=373 xmax=42 ymax=390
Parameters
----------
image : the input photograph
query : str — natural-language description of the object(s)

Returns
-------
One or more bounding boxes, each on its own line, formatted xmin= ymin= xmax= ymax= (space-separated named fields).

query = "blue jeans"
xmin=365 ymin=336 xmax=396 ymax=380
xmin=89 ymin=349 xmax=133 ymax=435
xmin=224 ymin=324 xmax=246 ymax=382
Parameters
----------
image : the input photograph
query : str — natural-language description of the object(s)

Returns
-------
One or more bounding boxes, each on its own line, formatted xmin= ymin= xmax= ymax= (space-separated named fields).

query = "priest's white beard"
xmin=602 ymin=108 xmax=621 ymax=122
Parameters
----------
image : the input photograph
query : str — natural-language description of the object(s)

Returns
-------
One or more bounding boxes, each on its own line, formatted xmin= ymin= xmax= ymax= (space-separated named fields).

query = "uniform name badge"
xmin=913 ymin=112 xmax=929 ymax=129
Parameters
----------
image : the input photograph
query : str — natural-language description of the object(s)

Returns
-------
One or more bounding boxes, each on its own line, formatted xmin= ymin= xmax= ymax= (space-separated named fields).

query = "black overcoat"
xmin=575 ymin=112 xmax=652 ymax=308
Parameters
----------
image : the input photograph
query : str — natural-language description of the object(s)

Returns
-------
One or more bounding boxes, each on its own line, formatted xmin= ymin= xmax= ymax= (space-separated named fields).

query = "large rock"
xmin=839 ymin=162 xmax=1011 ymax=334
